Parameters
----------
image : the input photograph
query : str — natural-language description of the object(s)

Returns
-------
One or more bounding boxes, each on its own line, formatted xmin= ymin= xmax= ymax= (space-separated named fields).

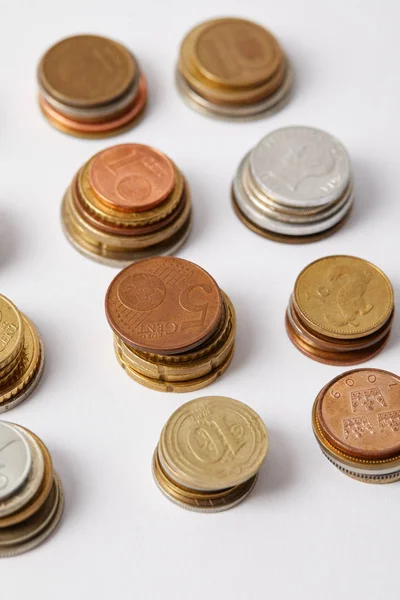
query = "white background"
xmin=0 ymin=0 xmax=399 ymax=598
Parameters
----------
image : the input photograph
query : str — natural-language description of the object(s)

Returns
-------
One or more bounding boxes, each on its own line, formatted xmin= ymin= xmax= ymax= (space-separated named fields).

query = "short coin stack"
xmin=62 ymin=144 xmax=192 ymax=266
xmin=286 ymin=256 xmax=394 ymax=365
xmin=0 ymin=422 xmax=63 ymax=556
xmin=105 ymin=257 xmax=236 ymax=392
xmin=177 ymin=17 xmax=293 ymax=120
xmin=0 ymin=295 xmax=44 ymax=414
xmin=38 ymin=35 xmax=147 ymax=138
xmin=232 ymin=126 xmax=353 ymax=242
xmin=153 ymin=396 xmax=268 ymax=511
xmin=312 ymin=369 xmax=400 ymax=484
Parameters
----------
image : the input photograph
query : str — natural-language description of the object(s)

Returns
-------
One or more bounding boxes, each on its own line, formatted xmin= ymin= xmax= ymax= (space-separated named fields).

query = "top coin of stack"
xmin=232 ymin=126 xmax=354 ymax=242
xmin=38 ymin=35 xmax=147 ymax=138
xmin=177 ymin=18 xmax=293 ymax=120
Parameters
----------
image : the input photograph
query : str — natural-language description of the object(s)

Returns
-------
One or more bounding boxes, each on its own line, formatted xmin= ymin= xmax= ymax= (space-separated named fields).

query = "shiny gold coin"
xmin=0 ymin=295 xmax=23 ymax=371
xmin=38 ymin=34 xmax=136 ymax=108
xmin=294 ymin=256 xmax=394 ymax=339
xmin=160 ymin=396 xmax=268 ymax=491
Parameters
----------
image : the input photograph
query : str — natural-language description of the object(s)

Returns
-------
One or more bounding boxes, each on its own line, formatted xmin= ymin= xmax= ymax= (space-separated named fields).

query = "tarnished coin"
xmin=294 ymin=256 xmax=394 ymax=339
xmin=105 ymin=257 xmax=223 ymax=354
xmin=0 ymin=423 xmax=31 ymax=502
xmin=89 ymin=144 xmax=175 ymax=213
xmin=0 ymin=296 xmax=23 ymax=371
xmin=250 ymin=126 xmax=351 ymax=207
xmin=160 ymin=396 xmax=268 ymax=491
xmin=38 ymin=34 xmax=136 ymax=107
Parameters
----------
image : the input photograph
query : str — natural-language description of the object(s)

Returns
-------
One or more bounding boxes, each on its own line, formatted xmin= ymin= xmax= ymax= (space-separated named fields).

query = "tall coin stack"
xmin=312 ymin=369 xmax=400 ymax=484
xmin=62 ymin=144 xmax=192 ymax=266
xmin=105 ymin=257 xmax=236 ymax=392
xmin=38 ymin=35 xmax=147 ymax=138
xmin=153 ymin=396 xmax=268 ymax=511
xmin=0 ymin=422 xmax=63 ymax=556
xmin=286 ymin=256 xmax=394 ymax=365
xmin=0 ymin=295 xmax=44 ymax=414
xmin=177 ymin=18 xmax=293 ymax=120
xmin=232 ymin=126 xmax=354 ymax=242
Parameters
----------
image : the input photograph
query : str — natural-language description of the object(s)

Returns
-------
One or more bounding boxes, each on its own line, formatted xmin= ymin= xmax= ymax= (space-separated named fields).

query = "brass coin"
xmin=294 ymin=256 xmax=394 ymax=338
xmin=160 ymin=396 xmax=268 ymax=491
xmin=38 ymin=34 xmax=136 ymax=108
xmin=0 ymin=296 xmax=23 ymax=372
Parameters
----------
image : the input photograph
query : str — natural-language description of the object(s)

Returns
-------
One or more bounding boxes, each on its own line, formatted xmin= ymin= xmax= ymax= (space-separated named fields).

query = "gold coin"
xmin=0 ymin=295 xmax=24 ymax=371
xmin=38 ymin=34 xmax=136 ymax=108
xmin=190 ymin=18 xmax=282 ymax=87
xmin=160 ymin=396 xmax=268 ymax=490
xmin=293 ymin=256 xmax=394 ymax=339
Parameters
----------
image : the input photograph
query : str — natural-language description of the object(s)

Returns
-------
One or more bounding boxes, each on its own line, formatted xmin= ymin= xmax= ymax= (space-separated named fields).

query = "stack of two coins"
xmin=153 ymin=396 xmax=268 ymax=511
xmin=177 ymin=18 xmax=293 ymax=120
xmin=0 ymin=422 xmax=63 ymax=557
xmin=38 ymin=35 xmax=147 ymax=138
xmin=286 ymin=256 xmax=394 ymax=365
xmin=233 ymin=127 xmax=354 ymax=242
xmin=62 ymin=144 xmax=191 ymax=266
xmin=105 ymin=257 xmax=236 ymax=392
xmin=0 ymin=295 xmax=44 ymax=414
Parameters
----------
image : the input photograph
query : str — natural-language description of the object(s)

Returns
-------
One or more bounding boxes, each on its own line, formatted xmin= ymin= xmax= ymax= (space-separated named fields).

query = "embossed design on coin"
xmin=106 ymin=257 xmax=223 ymax=354
xmin=89 ymin=145 xmax=175 ymax=212
xmin=162 ymin=396 xmax=268 ymax=490
xmin=317 ymin=369 xmax=400 ymax=459
xmin=195 ymin=18 xmax=280 ymax=86
xmin=39 ymin=35 xmax=135 ymax=106
xmin=0 ymin=296 xmax=22 ymax=367
xmin=0 ymin=423 xmax=31 ymax=501
xmin=118 ymin=273 xmax=166 ymax=311
xmin=294 ymin=256 xmax=394 ymax=339
xmin=250 ymin=127 xmax=351 ymax=207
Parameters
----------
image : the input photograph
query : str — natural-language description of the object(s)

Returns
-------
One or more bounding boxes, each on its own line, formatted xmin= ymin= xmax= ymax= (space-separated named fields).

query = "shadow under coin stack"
xmin=0 ymin=422 xmax=63 ymax=556
xmin=177 ymin=17 xmax=293 ymax=120
xmin=233 ymin=126 xmax=354 ymax=242
xmin=153 ymin=396 xmax=268 ymax=511
xmin=0 ymin=295 xmax=44 ymax=414
xmin=312 ymin=369 xmax=400 ymax=483
xmin=62 ymin=144 xmax=191 ymax=266
xmin=105 ymin=257 xmax=236 ymax=392
xmin=38 ymin=35 xmax=147 ymax=138
xmin=286 ymin=256 xmax=394 ymax=365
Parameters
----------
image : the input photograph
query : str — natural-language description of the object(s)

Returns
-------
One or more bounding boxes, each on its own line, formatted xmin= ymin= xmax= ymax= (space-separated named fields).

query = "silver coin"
xmin=233 ymin=155 xmax=353 ymax=237
xmin=321 ymin=449 xmax=400 ymax=481
xmin=176 ymin=63 xmax=294 ymax=121
xmin=0 ymin=425 xmax=45 ymax=518
xmin=0 ymin=473 xmax=64 ymax=557
xmin=250 ymin=126 xmax=351 ymax=207
xmin=0 ymin=423 xmax=31 ymax=502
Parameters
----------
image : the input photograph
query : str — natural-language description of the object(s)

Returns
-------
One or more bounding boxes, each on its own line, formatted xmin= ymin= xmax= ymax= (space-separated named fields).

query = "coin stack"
xmin=232 ymin=126 xmax=354 ymax=242
xmin=62 ymin=144 xmax=192 ymax=266
xmin=38 ymin=34 xmax=147 ymax=138
xmin=153 ymin=396 xmax=268 ymax=511
xmin=0 ymin=295 xmax=44 ymax=414
xmin=0 ymin=421 xmax=63 ymax=556
xmin=312 ymin=369 xmax=400 ymax=484
xmin=177 ymin=17 xmax=293 ymax=120
xmin=286 ymin=256 xmax=394 ymax=365
xmin=105 ymin=257 xmax=236 ymax=392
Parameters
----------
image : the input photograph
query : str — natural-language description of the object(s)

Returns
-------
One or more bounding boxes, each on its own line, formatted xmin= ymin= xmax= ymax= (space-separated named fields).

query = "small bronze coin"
xmin=294 ymin=255 xmax=394 ymax=339
xmin=89 ymin=144 xmax=175 ymax=213
xmin=0 ymin=295 xmax=23 ymax=371
xmin=38 ymin=34 xmax=136 ymax=107
xmin=105 ymin=257 xmax=223 ymax=354
xmin=316 ymin=369 xmax=400 ymax=461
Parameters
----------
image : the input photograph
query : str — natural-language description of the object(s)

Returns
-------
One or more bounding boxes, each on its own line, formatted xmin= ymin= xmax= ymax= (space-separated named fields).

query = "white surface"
xmin=0 ymin=0 xmax=399 ymax=598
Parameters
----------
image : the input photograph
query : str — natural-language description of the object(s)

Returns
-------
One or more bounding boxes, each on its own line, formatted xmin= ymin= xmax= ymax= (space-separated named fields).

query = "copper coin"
xmin=38 ymin=75 xmax=147 ymax=136
xmin=38 ymin=34 xmax=136 ymax=108
xmin=89 ymin=144 xmax=175 ymax=213
xmin=105 ymin=257 xmax=223 ymax=354
xmin=316 ymin=369 xmax=400 ymax=460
